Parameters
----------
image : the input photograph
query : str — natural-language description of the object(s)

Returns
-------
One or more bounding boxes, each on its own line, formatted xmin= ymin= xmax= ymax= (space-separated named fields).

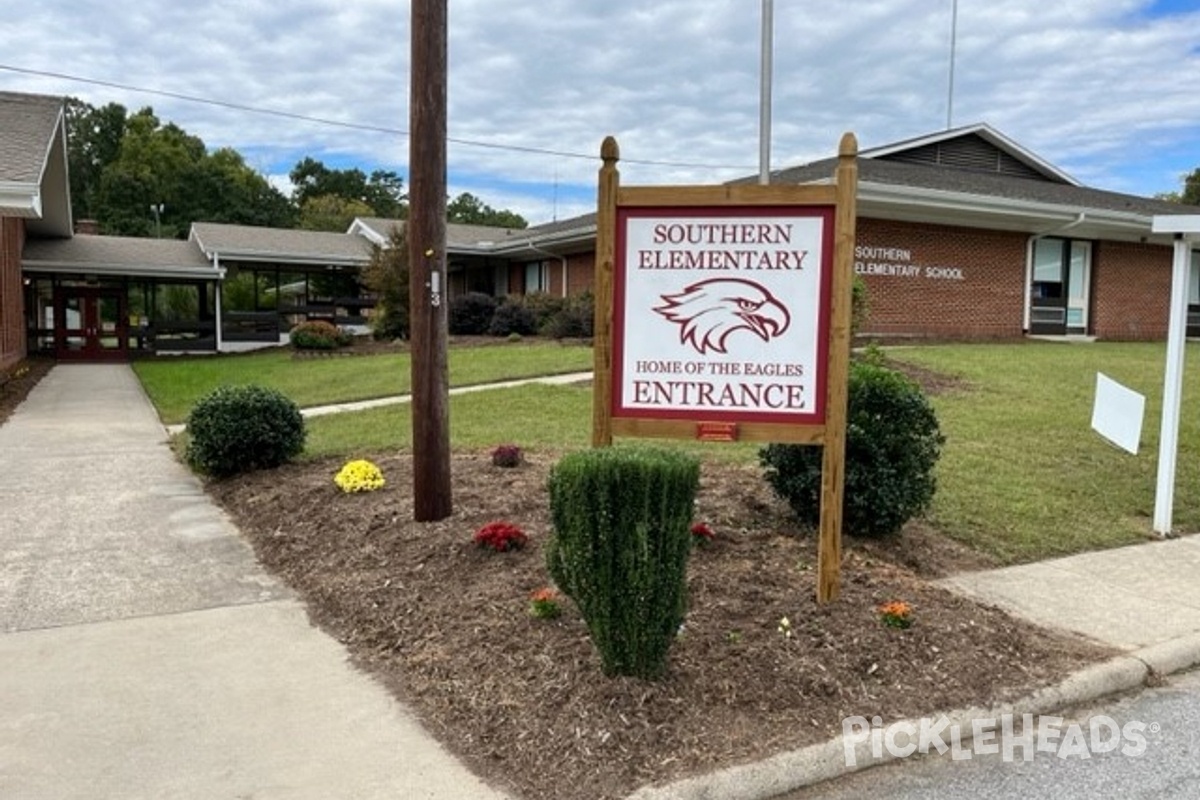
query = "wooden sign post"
xmin=592 ymin=134 xmax=858 ymax=603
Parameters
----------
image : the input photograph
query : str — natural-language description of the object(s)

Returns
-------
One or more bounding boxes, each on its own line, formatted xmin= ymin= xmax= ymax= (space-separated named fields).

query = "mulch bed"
xmin=4 ymin=349 xmax=1110 ymax=797
xmin=207 ymin=451 xmax=1113 ymax=800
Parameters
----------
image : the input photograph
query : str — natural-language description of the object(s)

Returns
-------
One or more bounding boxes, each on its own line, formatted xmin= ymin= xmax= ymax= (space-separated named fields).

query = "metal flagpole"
xmin=759 ymin=0 xmax=773 ymax=185
xmin=946 ymin=0 xmax=958 ymax=129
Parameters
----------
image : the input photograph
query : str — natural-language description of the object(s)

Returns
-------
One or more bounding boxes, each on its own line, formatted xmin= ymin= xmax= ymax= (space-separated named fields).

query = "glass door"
xmin=1066 ymin=241 xmax=1091 ymax=334
xmin=1030 ymin=238 xmax=1067 ymax=335
xmin=55 ymin=288 xmax=129 ymax=361
xmin=1029 ymin=238 xmax=1091 ymax=335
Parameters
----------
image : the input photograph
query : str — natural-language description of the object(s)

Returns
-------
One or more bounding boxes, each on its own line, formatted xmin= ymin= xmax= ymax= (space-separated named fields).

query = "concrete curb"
xmin=626 ymin=641 xmax=1200 ymax=800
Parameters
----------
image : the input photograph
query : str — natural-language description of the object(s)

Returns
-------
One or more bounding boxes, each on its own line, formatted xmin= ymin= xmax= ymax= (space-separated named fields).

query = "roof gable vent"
xmin=878 ymin=133 xmax=1063 ymax=183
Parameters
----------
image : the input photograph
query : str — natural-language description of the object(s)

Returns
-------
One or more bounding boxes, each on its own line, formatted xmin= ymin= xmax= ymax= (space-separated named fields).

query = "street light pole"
xmin=150 ymin=203 xmax=164 ymax=238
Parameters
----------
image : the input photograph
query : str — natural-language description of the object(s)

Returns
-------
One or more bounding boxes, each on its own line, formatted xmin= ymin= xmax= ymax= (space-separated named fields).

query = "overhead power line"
xmin=0 ymin=63 xmax=757 ymax=171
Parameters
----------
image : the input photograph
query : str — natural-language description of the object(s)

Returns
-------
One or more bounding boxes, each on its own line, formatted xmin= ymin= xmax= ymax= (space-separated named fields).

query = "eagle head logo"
xmin=653 ymin=278 xmax=791 ymax=355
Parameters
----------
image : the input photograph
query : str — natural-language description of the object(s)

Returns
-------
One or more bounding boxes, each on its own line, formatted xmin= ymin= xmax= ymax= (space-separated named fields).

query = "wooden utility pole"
xmin=409 ymin=0 xmax=452 ymax=521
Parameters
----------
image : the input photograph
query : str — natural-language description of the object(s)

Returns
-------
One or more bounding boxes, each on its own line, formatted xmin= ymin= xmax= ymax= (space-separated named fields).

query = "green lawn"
xmin=145 ymin=339 xmax=1200 ymax=566
xmin=304 ymin=340 xmax=1200 ymax=564
xmin=134 ymin=340 xmax=593 ymax=424
xmin=303 ymin=381 xmax=761 ymax=463
xmin=888 ymin=341 xmax=1200 ymax=563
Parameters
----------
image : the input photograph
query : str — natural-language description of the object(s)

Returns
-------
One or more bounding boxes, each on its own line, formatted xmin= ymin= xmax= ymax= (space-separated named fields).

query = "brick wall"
xmin=854 ymin=218 xmax=1028 ymax=339
xmin=522 ymin=222 xmax=1179 ymax=341
xmin=565 ymin=251 xmax=595 ymax=296
xmin=1090 ymin=241 xmax=1173 ymax=340
xmin=543 ymin=260 xmax=570 ymax=297
xmin=0 ymin=217 xmax=26 ymax=371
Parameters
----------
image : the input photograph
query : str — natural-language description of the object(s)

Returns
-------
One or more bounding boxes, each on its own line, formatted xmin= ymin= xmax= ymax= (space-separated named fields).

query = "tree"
xmin=297 ymin=194 xmax=374 ymax=232
xmin=447 ymin=192 xmax=527 ymax=228
xmin=1160 ymin=169 xmax=1200 ymax=206
xmin=184 ymin=147 xmax=296 ymax=229
xmin=361 ymin=226 xmax=410 ymax=340
xmin=85 ymin=104 xmax=295 ymax=236
xmin=65 ymin=98 xmax=128 ymax=222
xmin=1183 ymin=168 xmax=1200 ymax=207
xmin=289 ymin=158 xmax=407 ymax=218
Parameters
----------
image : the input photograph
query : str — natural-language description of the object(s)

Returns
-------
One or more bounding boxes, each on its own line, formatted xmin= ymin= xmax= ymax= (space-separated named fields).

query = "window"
xmin=1032 ymin=239 xmax=1064 ymax=299
xmin=1190 ymin=251 xmax=1200 ymax=306
xmin=525 ymin=261 xmax=549 ymax=293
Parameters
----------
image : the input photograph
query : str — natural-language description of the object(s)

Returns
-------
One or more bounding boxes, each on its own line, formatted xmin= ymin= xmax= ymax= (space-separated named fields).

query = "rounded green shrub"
xmin=487 ymin=299 xmax=537 ymax=336
xmin=448 ymin=292 xmax=497 ymax=335
xmin=760 ymin=362 xmax=944 ymax=538
xmin=186 ymin=385 xmax=306 ymax=477
xmin=546 ymin=445 xmax=699 ymax=679
xmin=290 ymin=320 xmax=351 ymax=350
xmin=521 ymin=292 xmax=567 ymax=330
xmin=542 ymin=291 xmax=594 ymax=339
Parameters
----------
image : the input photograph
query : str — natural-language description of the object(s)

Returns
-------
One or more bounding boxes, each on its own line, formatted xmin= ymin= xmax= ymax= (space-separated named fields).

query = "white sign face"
xmin=613 ymin=208 xmax=833 ymax=425
xmin=1091 ymin=372 xmax=1145 ymax=455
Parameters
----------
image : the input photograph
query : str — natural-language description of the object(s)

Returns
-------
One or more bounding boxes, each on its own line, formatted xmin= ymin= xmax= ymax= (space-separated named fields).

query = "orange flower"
xmin=531 ymin=587 xmax=558 ymax=603
xmin=878 ymin=600 xmax=913 ymax=629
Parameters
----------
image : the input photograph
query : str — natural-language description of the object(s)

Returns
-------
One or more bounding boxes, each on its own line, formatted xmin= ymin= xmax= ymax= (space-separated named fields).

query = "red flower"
xmin=690 ymin=522 xmax=715 ymax=541
xmin=491 ymin=444 xmax=523 ymax=468
xmin=473 ymin=521 xmax=528 ymax=552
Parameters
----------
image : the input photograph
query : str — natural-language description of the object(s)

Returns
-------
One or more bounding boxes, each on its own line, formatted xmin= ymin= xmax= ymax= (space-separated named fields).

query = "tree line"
xmin=65 ymin=98 xmax=527 ymax=238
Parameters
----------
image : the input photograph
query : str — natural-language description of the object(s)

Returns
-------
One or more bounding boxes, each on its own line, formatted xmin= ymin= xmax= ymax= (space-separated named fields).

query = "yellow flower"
xmin=334 ymin=459 xmax=386 ymax=493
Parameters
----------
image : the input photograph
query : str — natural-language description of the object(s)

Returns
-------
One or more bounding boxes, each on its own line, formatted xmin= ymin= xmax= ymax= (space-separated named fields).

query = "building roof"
xmin=0 ymin=91 xmax=72 ymax=236
xmin=502 ymin=126 xmax=1198 ymax=249
xmin=190 ymin=222 xmax=373 ymax=266
xmin=723 ymin=123 xmax=1199 ymax=242
xmin=349 ymin=217 xmax=536 ymax=252
xmin=857 ymin=123 xmax=1080 ymax=185
xmin=22 ymin=234 xmax=220 ymax=280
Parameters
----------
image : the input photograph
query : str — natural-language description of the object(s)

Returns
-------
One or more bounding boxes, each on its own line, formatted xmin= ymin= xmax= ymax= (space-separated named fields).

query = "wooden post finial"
xmin=838 ymin=132 xmax=858 ymax=159
xmin=601 ymin=136 xmax=620 ymax=164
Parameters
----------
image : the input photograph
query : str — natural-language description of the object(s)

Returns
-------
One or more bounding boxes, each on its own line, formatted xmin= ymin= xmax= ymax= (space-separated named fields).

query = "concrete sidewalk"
xmin=943 ymin=534 xmax=1200 ymax=652
xmin=162 ymin=370 xmax=593 ymax=436
xmin=0 ymin=364 xmax=509 ymax=800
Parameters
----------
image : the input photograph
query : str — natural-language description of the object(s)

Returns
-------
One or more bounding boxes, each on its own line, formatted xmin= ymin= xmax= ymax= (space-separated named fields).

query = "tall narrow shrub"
xmin=546 ymin=446 xmax=700 ymax=679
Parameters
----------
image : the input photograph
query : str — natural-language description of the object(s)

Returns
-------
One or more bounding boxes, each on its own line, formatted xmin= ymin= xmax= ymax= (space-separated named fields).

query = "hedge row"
xmin=448 ymin=291 xmax=594 ymax=339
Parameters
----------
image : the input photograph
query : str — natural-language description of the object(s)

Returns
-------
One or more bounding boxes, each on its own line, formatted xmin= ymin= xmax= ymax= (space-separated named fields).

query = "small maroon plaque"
xmin=697 ymin=422 xmax=738 ymax=442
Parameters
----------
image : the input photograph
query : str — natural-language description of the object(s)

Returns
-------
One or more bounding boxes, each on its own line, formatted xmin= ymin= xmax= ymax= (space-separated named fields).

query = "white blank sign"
xmin=1091 ymin=372 xmax=1145 ymax=455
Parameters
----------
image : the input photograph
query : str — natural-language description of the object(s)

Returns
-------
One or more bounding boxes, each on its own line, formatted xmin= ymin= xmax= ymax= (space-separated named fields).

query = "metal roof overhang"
xmin=22 ymin=259 xmax=225 ymax=281
xmin=856 ymin=181 xmax=1170 ymax=244
xmin=493 ymin=227 xmax=599 ymax=256
xmin=203 ymin=249 xmax=366 ymax=268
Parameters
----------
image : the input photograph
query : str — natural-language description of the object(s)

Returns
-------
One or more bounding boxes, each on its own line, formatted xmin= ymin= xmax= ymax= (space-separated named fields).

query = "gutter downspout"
xmin=1024 ymin=212 xmax=1086 ymax=332
xmin=525 ymin=240 xmax=569 ymax=298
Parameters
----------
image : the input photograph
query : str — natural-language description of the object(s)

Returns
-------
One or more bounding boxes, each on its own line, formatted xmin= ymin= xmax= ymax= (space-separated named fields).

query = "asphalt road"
xmin=782 ymin=668 xmax=1200 ymax=800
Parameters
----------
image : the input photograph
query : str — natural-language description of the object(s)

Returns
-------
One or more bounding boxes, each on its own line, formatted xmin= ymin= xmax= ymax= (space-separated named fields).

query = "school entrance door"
xmin=54 ymin=287 xmax=129 ymax=361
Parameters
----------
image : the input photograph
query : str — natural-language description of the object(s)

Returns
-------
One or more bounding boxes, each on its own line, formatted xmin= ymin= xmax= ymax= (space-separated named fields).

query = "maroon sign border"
xmin=611 ymin=205 xmax=836 ymax=426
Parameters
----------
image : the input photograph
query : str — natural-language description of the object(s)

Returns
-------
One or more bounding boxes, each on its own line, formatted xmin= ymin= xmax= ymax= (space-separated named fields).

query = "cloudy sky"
xmin=2 ymin=0 xmax=1198 ymax=225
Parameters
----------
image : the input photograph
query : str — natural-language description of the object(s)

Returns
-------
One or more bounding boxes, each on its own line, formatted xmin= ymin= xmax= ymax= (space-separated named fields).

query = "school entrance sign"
xmin=616 ymin=209 xmax=833 ymax=427
xmin=592 ymin=134 xmax=859 ymax=602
